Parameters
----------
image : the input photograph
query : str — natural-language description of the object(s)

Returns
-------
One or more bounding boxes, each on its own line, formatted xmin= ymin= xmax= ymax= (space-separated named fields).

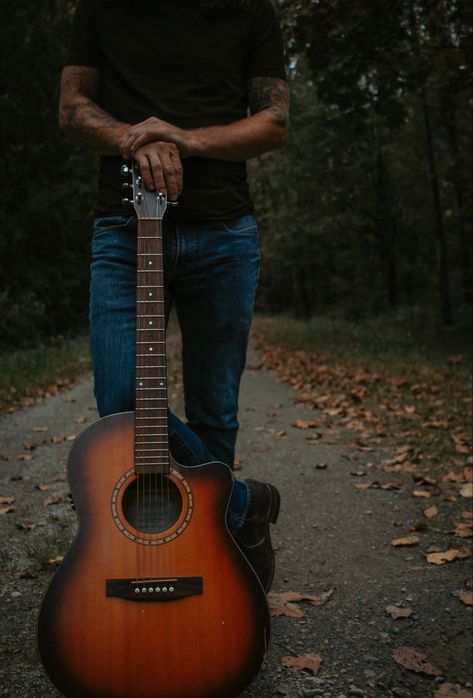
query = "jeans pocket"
xmin=93 ymin=215 xmax=133 ymax=239
xmin=220 ymin=213 xmax=258 ymax=236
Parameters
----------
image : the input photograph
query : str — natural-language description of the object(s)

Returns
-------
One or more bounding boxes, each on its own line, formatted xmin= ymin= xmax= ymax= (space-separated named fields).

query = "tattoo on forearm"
xmin=249 ymin=77 xmax=289 ymax=128
xmin=60 ymin=66 xmax=125 ymax=154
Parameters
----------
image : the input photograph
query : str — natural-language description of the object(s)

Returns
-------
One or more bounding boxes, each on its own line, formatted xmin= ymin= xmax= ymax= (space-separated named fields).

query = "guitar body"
xmin=38 ymin=412 xmax=270 ymax=698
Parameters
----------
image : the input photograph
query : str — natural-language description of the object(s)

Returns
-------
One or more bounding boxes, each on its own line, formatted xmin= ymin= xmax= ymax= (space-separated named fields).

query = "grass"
xmin=253 ymin=308 xmax=472 ymax=367
xmin=0 ymin=334 xmax=91 ymax=412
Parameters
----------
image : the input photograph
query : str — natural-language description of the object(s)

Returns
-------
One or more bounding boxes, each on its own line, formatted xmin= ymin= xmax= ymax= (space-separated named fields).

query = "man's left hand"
xmin=120 ymin=117 xmax=192 ymax=159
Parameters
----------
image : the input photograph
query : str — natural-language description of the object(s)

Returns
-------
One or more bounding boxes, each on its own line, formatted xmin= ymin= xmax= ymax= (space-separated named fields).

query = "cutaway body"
xmin=38 ymin=412 xmax=270 ymax=698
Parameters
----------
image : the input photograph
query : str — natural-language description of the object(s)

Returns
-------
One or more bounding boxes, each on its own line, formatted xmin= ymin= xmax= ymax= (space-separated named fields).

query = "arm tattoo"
xmin=60 ymin=66 xmax=126 ymax=154
xmin=248 ymin=77 xmax=289 ymax=128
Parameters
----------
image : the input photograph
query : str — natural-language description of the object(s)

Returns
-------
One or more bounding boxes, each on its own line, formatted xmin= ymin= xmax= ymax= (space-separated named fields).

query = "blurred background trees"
xmin=254 ymin=0 xmax=472 ymax=329
xmin=0 ymin=0 xmax=471 ymax=351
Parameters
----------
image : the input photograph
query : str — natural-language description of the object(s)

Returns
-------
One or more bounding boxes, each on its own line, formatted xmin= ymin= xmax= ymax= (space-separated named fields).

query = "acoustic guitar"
xmin=37 ymin=164 xmax=270 ymax=698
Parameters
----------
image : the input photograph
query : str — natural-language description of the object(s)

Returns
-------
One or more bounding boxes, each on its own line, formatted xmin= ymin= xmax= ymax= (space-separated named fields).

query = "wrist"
xmin=180 ymin=129 xmax=205 ymax=158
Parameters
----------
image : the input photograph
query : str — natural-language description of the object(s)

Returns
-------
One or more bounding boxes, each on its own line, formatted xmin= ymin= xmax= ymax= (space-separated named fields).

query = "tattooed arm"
xmin=120 ymin=77 xmax=289 ymax=161
xmin=59 ymin=66 xmax=129 ymax=155
xmin=58 ymin=66 xmax=183 ymax=197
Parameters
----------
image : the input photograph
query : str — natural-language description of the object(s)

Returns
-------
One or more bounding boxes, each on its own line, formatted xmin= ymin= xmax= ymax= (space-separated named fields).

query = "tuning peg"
xmin=121 ymin=164 xmax=132 ymax=176
xmin=121 ymin=198 xmax=132 ymax=205
xmin=168 ymin=200 xmax=179 ymax=207
xmin=122 ymin=183 xmax=133 ymax=190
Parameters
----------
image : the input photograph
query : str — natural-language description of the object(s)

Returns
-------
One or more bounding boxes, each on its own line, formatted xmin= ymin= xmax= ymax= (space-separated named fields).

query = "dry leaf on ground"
xmin=392 ymin=646 xmax=441 ymax=676
xmin=459 ymin=591 xmax=473 ymax=606
xmin=459 ymin=483 xmax=473 ymax=498
xmin=434 ymin=683 xmax=473 ymax=698
xmin=424 ymin=505 xmax=439 ymax=519
xmin=452 ymin=521 xmax=473 ymax=538
xmin=392 ymin=535 xmax=419 ymax=547
xmin=426 ymin=548 xmax=471 ymax=565
xmin=282 ymin=653 xmax=322 ymax=675
xmin=268 ymin=590 xmax=334 ymax=618
xmin=0 ymin=496 xmax=15 ymax=504
xmin=47 ymin=556 xmax=64 ymax=566
xmin=386 ymin=605 xmax=413 ymax=619
xmin=292 ymin=419 xmax=319 ymax=430
xmin=43 ymin=495 xmax=66 ymax=507
xmin=0 ymin=506 xmax=16 ymax=515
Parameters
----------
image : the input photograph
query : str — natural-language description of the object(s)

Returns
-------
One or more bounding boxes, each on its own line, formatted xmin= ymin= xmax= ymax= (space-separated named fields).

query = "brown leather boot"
xmin=235 ymin=479 xmax=281 ymax=593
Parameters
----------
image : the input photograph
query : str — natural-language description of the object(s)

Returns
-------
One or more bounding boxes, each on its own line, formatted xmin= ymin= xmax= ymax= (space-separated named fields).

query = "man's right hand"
xmin=132 ymin=141 xmax=183 ymax=202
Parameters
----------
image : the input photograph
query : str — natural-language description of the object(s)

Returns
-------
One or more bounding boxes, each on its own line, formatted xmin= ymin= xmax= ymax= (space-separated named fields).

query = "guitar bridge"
xmin=106 ymin=576 xmax=203 ymax=602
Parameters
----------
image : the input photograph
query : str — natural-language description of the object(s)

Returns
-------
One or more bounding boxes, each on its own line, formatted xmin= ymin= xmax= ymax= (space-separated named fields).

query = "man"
xmin=59 ymin=0 xmax=289 ymax=592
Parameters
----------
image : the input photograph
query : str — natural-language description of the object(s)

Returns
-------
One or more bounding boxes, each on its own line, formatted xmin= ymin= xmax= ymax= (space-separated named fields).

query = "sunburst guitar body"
xmin=37 ymin=167 xmax=270 ymax=697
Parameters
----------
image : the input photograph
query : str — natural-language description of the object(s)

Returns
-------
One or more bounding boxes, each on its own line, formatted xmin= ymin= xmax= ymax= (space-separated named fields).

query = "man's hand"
xmin=133 ymin=141 xmax=183 ymax=201
xmin=120 ymin=118 xmax=192 ymax=160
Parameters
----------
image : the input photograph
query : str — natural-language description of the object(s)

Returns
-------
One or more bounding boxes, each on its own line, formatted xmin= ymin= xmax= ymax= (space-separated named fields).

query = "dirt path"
xmin=0 ymin=341 xmax=471 ymax=698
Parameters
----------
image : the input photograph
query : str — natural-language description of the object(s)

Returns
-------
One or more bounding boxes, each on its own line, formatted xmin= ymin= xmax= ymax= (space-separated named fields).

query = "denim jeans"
xmin=89 ymin=213 xmax=260 ymax=533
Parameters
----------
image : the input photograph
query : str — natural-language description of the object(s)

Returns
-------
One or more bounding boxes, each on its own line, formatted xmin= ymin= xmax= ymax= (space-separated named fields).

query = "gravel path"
xmin=0 ymin=340 xmax=471 ymax=698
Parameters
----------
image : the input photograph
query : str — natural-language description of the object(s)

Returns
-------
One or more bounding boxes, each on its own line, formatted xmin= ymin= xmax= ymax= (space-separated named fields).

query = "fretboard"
xmin=134 ymin=218 xmax=169 ymax=475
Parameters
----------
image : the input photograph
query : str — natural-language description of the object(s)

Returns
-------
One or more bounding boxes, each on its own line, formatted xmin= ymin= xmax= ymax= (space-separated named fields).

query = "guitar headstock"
xmin=121 ymin=162 xmax=171 ymax=220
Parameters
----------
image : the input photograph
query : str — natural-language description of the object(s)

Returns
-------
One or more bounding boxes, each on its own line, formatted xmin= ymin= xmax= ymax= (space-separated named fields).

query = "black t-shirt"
xmin=65 ymin=0 xmax=286 ymax=222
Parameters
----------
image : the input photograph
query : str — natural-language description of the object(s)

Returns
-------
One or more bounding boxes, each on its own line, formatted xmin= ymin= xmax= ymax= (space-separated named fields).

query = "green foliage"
xmin=0 ymin=1 xmax=95 ymax=350
xmin=252 ymin=0 xmax=472 ymax=327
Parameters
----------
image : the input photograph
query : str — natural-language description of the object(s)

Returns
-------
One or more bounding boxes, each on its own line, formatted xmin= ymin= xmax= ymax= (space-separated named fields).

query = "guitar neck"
xmin=135 ymin=218 xmax=169 ymax=476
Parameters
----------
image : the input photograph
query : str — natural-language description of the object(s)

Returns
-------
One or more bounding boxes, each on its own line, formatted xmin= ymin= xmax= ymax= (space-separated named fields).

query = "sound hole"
xmin=122 ymin=476 xmax=183 ymax=534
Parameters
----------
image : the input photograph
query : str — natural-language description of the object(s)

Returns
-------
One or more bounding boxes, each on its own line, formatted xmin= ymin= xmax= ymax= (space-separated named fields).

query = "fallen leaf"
xmin=43 ymin=495 xmax=66 ymax=507
xmin=452 ymin=522 xmax=473 ymax=538
xmin=17 ymin=522 xmax=36 ymax=532
xmin=434 ymin=683 xmax=473 ymax=698
xmin=426 ymin=548 xmax=471 ymax=565
xmin=392 ymin=536 xmax=419 ymax=547
xmin=459 ymin=483 xmax=473 ymax=498
xmin=392 ymin=646 xmax=441 ymax=676
xmin=0 ymin=496 xmax=15 ymax=504
xmin=268 ymin=590 xmax=333 ymax=618
xmin=36 ymin=484 xmax=52 ymax=492
xmin=47 ymin=556 xmax=64 ymax=566
xmin=0 ymin=506 xmax=16 ymax=515
xmin=424 ymin=505 xmax=439 ymax=519
xmin=293 ymin=419 xmax=320 ymax=430
xmin=412 ymin=490 xmax=432 ymax=498
xmin=33 ymin=426 xmax=49 ymax=432
xmin=459 ymin=591 xmax=473 ymax=606
xmin=386 ymin=605 xmax=414 ymax=619
xmin=282 ymin=653 xmax=322 ymax=675
xmin=315 ymin=463 xmax=328 ymax=470
xmin=17 ymin=453 xmax=33 ymax=461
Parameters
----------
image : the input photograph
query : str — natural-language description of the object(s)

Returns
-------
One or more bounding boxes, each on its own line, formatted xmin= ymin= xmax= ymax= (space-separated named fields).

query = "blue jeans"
xmin=89 ymin=213 xmax=260 ymax=533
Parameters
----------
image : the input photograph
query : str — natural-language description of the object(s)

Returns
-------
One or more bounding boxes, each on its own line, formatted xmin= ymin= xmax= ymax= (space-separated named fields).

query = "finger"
xmin=148 ymin=153 xmax=166 ymax=194
xmin=135 ymin=152 xmax=156 ymax=191
xmin=169 ymin=147 xmax=183 ymax=198
xmin=130 ymin=132 xmax=156 ymax=153
xmin=160 ymin=152 xmax=181 ymax=201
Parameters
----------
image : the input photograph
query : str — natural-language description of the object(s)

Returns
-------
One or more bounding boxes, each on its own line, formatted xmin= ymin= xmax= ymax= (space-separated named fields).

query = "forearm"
xmin=184 ymin=110 xmax=286 ymax=161
xmin=59 ymin=66 xmax=128 ymax=155
xmin=59 ymin=97 xmax=128 ymax=155
xmin=120 ymin=77 xmax=289 ymax=162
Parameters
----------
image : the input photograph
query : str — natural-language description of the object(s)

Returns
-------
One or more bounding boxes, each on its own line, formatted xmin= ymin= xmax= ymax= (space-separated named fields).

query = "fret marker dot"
xmin=149 ymin=321 xmax=153 ymax=326
xmin=148 ymin=292 xmax=153 ymax=297
xmin=139 ymin=382 xmax=143 ymax=387
xmin=148 ymin=261 xmax=153 ymax=266
xmin=149 ymin=347 xmax=153 ymax=351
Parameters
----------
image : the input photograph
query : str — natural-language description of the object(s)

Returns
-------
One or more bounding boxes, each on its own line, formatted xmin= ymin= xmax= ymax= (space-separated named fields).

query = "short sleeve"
xmin=64 ymin=0 xmax=101 ymax=68
xmin=247 ymin=0 xmax=286 ymax=80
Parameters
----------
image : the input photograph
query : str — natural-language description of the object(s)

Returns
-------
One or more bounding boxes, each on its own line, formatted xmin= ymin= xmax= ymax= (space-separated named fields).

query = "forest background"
xmin=0 ymin=0 xmax=471 ymax=356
